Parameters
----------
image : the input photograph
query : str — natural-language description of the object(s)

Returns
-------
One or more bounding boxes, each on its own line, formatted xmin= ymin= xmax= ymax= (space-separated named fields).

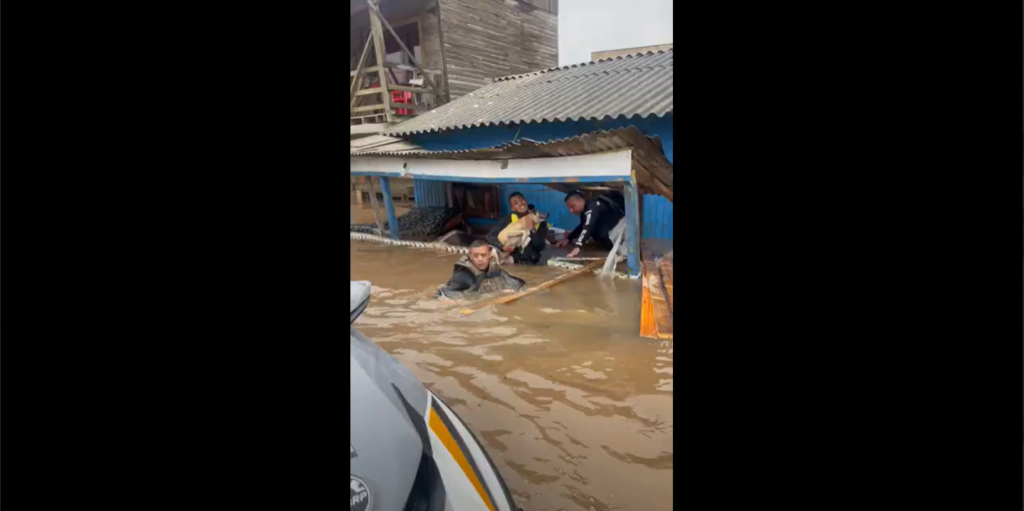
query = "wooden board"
xmin=644 ymin=260 xmax=673 ymax=339
xmin=438 ymin=0 xmax=558 ymax=100
xmin=459 ymin=259 xmax=604 ymax=315
xmin=659 ymin=253 xmax=673 ymax=313
xmin=639 ymin=265 xmax=659 ymax=339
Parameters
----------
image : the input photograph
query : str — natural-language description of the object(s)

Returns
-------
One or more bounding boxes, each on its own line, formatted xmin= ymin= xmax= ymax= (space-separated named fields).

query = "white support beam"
xmin=350 ymin=149 xmax=633 ymax=183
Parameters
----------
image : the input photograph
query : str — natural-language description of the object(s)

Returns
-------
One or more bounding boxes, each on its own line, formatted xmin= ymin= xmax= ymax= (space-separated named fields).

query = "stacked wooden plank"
xmin=640 ymin=251 xmax=673 ymax=340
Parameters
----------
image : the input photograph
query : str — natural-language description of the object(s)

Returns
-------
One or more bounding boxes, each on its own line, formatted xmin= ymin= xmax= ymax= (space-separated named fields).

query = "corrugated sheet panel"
xmin=498 ymin=185 xmax=673 ymax=240
xmin=408 ymin=116 xmax=673 ymax=163
xmin=383 ymin=50 xmax=672 ymax=136
xmin=642 ymin=194 xmax=673 ymax=239
xmin=413 ymin=179 xmax=447 ymax=207
xmin=350 ymin=134 xmax=423 ymax=155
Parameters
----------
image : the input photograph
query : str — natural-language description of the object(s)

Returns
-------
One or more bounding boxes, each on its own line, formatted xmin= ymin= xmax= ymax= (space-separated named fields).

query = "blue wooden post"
xmin=378 ymin=177 xmax=401 ymax=240
xmin=623 ymin=173 xmax=642 ymax=278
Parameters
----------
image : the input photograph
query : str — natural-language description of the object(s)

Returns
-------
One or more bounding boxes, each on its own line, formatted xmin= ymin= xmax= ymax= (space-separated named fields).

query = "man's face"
xmin=566 ymin=196 xmax=585 ymax=215
xmin=509 ymin=195 xmax=528 ymax=215
xmin=469 ymin=246 xmax=492 ymax=270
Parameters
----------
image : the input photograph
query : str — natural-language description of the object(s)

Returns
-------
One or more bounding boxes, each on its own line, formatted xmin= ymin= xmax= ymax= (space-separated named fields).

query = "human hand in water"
xmin=566 ymin=247 xmax=581 ymax=258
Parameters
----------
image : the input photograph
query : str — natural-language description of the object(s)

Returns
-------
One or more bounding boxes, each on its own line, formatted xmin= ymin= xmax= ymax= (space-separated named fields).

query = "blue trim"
xmin=408 ymin=116 xmax=673 ymax=164
xmin=378 ymin=177 xmax=401 ymax=240
xmin=623 ymin=180 xmax=641 ymax=278
xmin=466 ymin=218 xmax=498 ymax=226
xmin=350 ymin=172 xmax=626 ymax=183
xmin=350 ymin=171 xmax=403 ymax=178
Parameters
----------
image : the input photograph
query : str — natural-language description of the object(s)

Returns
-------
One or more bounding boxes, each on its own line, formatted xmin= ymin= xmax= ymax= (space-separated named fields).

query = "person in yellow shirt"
xmin=484 ymin=192 xmax=550 ymax=265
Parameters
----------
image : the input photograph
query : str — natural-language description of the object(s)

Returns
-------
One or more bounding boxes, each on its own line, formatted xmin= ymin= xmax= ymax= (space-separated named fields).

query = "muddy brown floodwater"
xmin=351 ymin=242 xmax=673 ymax=511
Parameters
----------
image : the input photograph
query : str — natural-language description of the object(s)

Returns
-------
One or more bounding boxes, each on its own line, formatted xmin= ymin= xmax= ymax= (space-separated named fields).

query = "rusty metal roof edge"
xmin=350 ymin=126 xmax=668 ymax=160
xmin=384 ymin=111 xmax=673 ymax=137
xmin=492 ymin=48 xmax=674 ymax=82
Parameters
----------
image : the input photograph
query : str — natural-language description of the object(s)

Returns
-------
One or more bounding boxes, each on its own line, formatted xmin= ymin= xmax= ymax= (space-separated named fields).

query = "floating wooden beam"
xmin=639 ymin=266 xmax=659 ymax=339
xmin=660 ymin=252 xmax=673 ymax=312
xmin=644 ymin=260 xmax=673 ymax=339
xmin=459 ymin=259 xmax=605 ymax=315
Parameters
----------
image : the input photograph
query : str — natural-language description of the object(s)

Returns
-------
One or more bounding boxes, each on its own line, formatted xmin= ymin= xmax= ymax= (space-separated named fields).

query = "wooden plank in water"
xmin=459 ymin=260 xmax=605 ymax=315
xmin=644 ymin=260 xmax=673 ymax=339
xmin=659 ymin=256 xmax=673 ymax=313
xmin=639 ymin=265 xmax=659 ymax=339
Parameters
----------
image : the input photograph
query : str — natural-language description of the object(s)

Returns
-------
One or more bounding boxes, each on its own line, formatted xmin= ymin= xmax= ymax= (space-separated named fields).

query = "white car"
xmin=350 ymin=281 xmax=523 ymax=511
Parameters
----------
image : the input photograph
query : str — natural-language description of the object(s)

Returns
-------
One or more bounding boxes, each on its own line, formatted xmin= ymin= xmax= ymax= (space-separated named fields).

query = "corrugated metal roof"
xmin=382 ymin=49 xmax=673 ymax=136
xmin=349 ymin=134 xmax=423 ymax=155
xmin=351 ymin=127 xmax=673 ymax=201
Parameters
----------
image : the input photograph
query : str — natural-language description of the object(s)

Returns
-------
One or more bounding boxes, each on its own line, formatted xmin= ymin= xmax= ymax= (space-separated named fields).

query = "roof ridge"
xmin=491 ymin=48 xmax=673 ymax=82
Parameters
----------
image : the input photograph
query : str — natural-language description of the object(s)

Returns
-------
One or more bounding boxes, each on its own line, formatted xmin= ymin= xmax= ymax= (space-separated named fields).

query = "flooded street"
xmin=351 ymin=242 xmax=673 ymax=511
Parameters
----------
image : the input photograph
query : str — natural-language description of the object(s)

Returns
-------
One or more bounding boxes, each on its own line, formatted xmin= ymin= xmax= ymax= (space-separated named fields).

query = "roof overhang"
xmin=352 ymin=149 xmax=633 ymax=184
xmin=348 ymin=127 xmax=673 ymax=200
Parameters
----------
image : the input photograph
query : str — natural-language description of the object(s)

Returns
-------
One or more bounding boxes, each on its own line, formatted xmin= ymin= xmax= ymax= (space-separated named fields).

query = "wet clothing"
xmin=435 ymin=255 xmax=526 ymax=300
xmin=568 ymin=194 xmax=625 ymax=251
xmin=485 ymin=212 xmax=549 ymax=265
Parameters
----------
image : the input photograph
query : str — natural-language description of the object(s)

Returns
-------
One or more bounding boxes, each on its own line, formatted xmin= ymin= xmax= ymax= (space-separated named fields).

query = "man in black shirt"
xmin=485 ymin=192 xmax=550 ymax=265
xmin=435 ymin=239 xmax=526 ymax=302
xmin=555 ymin=190 xmax=626 ymax=258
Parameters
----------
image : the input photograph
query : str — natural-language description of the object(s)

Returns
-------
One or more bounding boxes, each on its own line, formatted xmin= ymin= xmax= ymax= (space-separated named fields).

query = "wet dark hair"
xmin=508 ymin=192 xmax=525 ymax=202
xmin=564 ymin=190 xmax=585 ymax=202
xmin=469 ymin=239 xmax=492 ymax=250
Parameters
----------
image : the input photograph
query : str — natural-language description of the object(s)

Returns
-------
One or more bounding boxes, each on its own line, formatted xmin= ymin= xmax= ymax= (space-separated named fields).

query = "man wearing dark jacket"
xmin=485 ymin=192 xmax=549 ymax=265
xmin=436 ymin=239 xmax=526 ymax=301
xmin=555 ymin=190 xmax=626 ymax=258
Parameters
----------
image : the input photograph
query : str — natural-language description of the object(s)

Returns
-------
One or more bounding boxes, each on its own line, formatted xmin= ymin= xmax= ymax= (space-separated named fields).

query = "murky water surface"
xmin=351 ymin=242 xmax=673 ymax=511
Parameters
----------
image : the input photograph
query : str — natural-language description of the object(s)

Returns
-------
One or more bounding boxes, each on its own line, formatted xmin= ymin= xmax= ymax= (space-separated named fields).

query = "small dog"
xmin=497 ymin=208 xmax=547 ymax=251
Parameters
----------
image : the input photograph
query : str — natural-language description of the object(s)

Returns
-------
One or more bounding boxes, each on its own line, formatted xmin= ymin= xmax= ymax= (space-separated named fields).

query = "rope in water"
xmin=349 ymin=231 xmax=632 ymax=279
xmin=350 ymin=231 xmax=472 ymax=254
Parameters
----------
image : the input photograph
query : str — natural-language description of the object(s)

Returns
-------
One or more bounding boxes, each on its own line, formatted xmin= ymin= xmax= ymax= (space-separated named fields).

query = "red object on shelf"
xmin=391 ymin=91 xmax=412 ymax=115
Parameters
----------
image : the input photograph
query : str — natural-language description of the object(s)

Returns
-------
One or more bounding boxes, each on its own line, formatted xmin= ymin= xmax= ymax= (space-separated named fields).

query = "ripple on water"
xmin=351 ymin=243 xmax=672 ymax=511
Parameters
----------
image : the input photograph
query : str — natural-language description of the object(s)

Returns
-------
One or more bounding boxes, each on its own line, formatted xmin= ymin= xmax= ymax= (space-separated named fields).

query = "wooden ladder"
xmin=350 ymin=0 xmax=446 ymax=126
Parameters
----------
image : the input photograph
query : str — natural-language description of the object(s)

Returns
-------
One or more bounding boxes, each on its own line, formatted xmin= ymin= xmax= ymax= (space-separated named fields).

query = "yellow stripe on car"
xmin=428 ymin=407 xmax=496 ymax=511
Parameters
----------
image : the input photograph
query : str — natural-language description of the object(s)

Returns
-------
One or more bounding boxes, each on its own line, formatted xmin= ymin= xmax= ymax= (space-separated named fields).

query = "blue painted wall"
xmin=497 ymin=184 xmax=579 ymax=232
xmin=412 ymin=115 xmax=673 ymax=240
xmin=642 ymin=194 xmax=673 ymax=239
xmin=413 ymin=179 xmax=447 ymax=207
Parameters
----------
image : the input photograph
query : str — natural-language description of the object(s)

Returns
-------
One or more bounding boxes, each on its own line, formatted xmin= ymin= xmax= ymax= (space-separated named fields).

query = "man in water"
xmin=485 ymin=192 xmax=549 ymax=265
xmin=436 ymin=239 xmax=526 ymax=302
xmin=555 ymin=190 xmax=626 ymax=259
